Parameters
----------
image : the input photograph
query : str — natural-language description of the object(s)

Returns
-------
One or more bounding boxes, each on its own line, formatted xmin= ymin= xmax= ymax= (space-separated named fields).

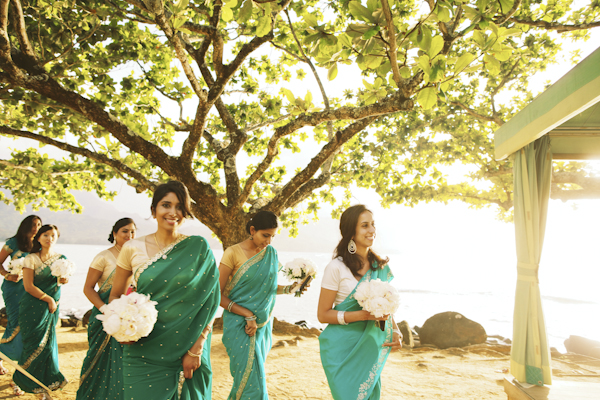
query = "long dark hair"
xmin=31 ymin=224 xmax=60 ymax=253
xmin=9 ymin=215 xmax=42 ymax=253
xmin=151 ymin=180 xmax=193 ymax=219
xmin=108 ymin=218 xmax=136 ymax=243
xmin=246 ymin=211 xmax=278 ymax=234
xmin=333 ymin=204 xmax=388 ymax=277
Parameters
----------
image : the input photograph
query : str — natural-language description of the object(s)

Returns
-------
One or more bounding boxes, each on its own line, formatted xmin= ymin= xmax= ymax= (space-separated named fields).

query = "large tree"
xmin=1 ymin=0 xmax=599 ymax=246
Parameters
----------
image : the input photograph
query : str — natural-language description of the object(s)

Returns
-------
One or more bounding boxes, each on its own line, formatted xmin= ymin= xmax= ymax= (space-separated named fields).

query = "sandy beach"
xmin=1 ymin=324 xmax=598 ymax=399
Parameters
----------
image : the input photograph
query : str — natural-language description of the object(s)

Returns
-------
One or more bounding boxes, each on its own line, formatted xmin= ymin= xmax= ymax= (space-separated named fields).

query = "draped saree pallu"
xmin=0 ymin=237 xmax=28 ymax=361
xmin=76 ymin=261 xmax=124 ymax=400
xmin=319 ymin=265 xmax=394 ymax=400
xmin=222 ymin=245 xmax=279 ymax=400
xmin=123 ymin=236 xmax=220 ymax=400
xmin=13 ymin=254 xmax=68 ymax=394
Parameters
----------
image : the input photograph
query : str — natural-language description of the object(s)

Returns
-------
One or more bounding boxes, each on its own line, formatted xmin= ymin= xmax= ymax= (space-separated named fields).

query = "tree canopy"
xmin=1 ymin=0 xmax=599 ymax=246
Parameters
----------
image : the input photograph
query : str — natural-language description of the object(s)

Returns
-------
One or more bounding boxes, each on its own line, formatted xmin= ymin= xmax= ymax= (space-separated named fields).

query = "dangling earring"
xmin=250 ymin=236 xmax=253 ymax=241
xmin=348 ymin=239 xmax=357 ymax=254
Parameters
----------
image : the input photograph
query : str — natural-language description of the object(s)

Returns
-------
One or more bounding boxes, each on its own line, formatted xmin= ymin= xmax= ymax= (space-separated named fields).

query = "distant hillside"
xmin=0 ymin=191 xmax=355 ymax=253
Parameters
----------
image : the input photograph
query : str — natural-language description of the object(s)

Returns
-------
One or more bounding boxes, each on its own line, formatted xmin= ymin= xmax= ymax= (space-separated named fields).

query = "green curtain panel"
xmin=510 ymin=135 xmax=552 ymax=386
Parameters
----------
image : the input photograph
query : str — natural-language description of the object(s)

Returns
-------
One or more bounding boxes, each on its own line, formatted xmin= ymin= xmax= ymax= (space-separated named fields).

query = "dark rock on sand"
xmin=82 ymin=309 xmax=92 ymax=326
xmin=419 ymin=311 xmax=487 ymax=349
xmin=0 ymin=307 xmax=7 ymax=328
xmin=564 ymin=335 xmax=600 ymax=359
xmin=398 ymin=320 xmax=414 ymax=348
xmin=213 ymin=317 xmax=321 ymax=338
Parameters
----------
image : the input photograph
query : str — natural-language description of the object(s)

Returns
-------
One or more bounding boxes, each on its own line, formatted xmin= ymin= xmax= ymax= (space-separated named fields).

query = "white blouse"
xmin=320 ymin=257 xmax=360 ymax=306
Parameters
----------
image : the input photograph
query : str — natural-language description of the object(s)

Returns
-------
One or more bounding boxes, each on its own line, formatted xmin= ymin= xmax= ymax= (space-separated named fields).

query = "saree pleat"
xmin=122 ymin=236 xmax=220 ymax=400
xmin=76 ymin=269 xmax=124 ymax=400
xmin=13 ymin=254 xmax=67 ymax=394
xmin=0 ymin=238 xmax=27 ymax=360
xmin=222 ymin=245 xmax=279 ymax=400
xmin=319 ymin=265 xmax=394 ymax=400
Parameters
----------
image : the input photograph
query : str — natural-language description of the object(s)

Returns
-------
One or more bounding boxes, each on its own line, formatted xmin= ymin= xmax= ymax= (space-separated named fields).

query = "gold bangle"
xmin=187 ymin=349 xmax=201 ymax=358
xmin=200 ymin=330 xmax=209 ymax=340
xmin=39 ymin=293 xmax=48 ymax=301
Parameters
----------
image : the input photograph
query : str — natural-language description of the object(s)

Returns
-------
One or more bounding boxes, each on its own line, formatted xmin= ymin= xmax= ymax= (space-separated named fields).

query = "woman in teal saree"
xmin=13 ymin=224 xmax=69 ymax=399
xmin=76 ymin=218 xmax=136 ymax=400
xmin=317 ymin=205 xmax=402 ymax=400
xmin=109 ymin=181 xmax=220 ymax=400
xmin=0 ymin=215 xmax=42 ymax=395
xmin=218 ymin=211 xmax=303 ymax=400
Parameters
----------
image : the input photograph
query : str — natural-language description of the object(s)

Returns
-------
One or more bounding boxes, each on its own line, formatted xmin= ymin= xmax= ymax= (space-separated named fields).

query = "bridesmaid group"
xmin=0 ymin=180 xmax=402 ymax=400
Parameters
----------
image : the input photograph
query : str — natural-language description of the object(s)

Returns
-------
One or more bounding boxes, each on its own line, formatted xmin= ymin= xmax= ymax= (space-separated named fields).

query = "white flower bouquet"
xmin=7 ymin=258 xmax=25 ymax=279
xmin=354 ymin=279 xmax=400 ymax=327
xmin=283 ymin=258 xmax=317 ymax=297
xmin=50 ymin=258 xmax=76 ymax=280
xmin=97 ymin=292 xmax=159 ymax=342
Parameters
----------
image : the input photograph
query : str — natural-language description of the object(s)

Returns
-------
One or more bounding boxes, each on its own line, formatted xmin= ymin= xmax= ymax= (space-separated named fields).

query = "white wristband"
xmin=337 ymin=311 xmax=348 ymax=325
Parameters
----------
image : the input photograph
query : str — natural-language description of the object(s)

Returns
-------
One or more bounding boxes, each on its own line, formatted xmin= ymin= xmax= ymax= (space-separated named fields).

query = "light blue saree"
xmin=222 ymin=245 xmax=279 ymax=400
xmin=319 ymin=264 xmax=394 ymax=400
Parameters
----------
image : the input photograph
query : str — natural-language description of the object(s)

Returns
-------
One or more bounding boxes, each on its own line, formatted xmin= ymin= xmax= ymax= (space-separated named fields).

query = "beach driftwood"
xmin=419 ymin=311 xmax=487 ymax=349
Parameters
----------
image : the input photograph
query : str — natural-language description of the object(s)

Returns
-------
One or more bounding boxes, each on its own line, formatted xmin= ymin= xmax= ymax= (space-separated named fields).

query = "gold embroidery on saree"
xmin=21 ymin=321 xmax=52 ymax=369
xmin=133 ymin=235 xmax=187 ymax=288
xmin=223 ymin=247 xmax=266 ymax=297
xmin=79 ymin=333 xmax=112 ymax=385
xmin=34 ymin=254 xmax=62 ymax=275
xmin=0 ymin=326 xmax=20 ymax=343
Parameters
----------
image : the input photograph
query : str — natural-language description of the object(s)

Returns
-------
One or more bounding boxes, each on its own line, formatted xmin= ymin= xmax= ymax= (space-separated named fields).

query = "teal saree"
xmin=13 ymin=253 xmax=68 ymax=394
xmin=123 ymin=235 xmax=220 ymax=400
xmin=76 ymin=262 xmax=124 ymax=400
xmin=0 ymin=237 xmax=27 ymax=360
xmin=319 ymin=264 xmax=394 ymax=400
xmin=222 ymin=245 xmax=279 ymax=400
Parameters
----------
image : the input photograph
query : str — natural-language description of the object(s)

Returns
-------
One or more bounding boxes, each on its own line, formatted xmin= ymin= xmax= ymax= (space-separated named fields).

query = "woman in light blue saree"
xmin=76 ymin=218 xmax=136 ymax=400
xmin=318 ymin=205 xmax=402 ymax=400
xmin=218 ymin=211 xmax=304 ymax=400
xmin=0 ymin=215 xmax=42 ymax=395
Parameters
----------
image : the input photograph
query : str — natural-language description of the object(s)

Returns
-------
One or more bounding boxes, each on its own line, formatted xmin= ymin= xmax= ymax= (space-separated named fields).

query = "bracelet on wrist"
xmin=244 ymin=315 xmax=257 ymax=321
xmin=200 ymin=330 xmax=209 ymax=340
xmin=226 ymin=301 xmax=235 ymax=312
xmin=337 ymin=311 xmax=348 ymax=325
xmin=39 ymin=293 xmax=48 ymax=301
xmin=187 ymin=349 xmax=202 ymax=358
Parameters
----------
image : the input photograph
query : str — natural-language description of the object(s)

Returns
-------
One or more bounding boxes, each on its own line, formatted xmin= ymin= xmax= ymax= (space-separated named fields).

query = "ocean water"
xmin=2 ymin=243 xmax=599 ymax=353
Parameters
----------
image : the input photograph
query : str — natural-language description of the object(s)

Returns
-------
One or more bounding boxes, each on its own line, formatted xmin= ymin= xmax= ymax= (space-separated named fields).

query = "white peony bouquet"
xmin=7 ymin=258 xmax=25 ymax=279
xmin=283 ymin=258 xmax=317 ymax=297
xmin=97 ymin=292 xmax=159 ymax=342
xmin=354 ymin=279 xmax=400 ymax=318
xmin=50 ymin=258 xmax=76 ymax=280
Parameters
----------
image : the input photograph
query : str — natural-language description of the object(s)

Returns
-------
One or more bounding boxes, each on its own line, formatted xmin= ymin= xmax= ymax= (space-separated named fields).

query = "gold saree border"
xmin=79 ymin=334 xmax=112 ymax=386
xmin=33 ymin=253 xmax=62 ymax=276
xmin=133 ymin=235 xmax=188 ymax=288
xmin=1 ymin=326 xmax=20 ymax=343
xmin=223 ymin=247 xmax=267 ymax=297
xmin=20 ymin=320 xmax=52 ymax=370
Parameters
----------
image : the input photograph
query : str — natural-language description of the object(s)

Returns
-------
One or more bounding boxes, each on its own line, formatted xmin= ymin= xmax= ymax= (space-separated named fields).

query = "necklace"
xmin=115 ymin=244 xmax=122 ymax=252
xmin=154 ymin=234 xmax=173 ymax=260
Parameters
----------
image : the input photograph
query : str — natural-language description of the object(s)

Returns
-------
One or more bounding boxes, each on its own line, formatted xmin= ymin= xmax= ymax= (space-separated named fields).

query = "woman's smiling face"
xmin=353 ymin=211 xmax=376 ymax=250
xmin=153 ymin=192 xmax=184 ymax=231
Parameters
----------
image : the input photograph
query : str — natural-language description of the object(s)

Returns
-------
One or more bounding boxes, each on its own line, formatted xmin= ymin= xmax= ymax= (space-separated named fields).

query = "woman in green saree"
xmin=109 ymin=181 xmax=220 ymax=400
xmin=0 ymin=215 xmax=42 ymax=396
xmin=318 ymin=205 xmax=402 ymax=400
xmin=76 ymin=218 xmax=137 ymax=400
xmin=13 ymin=224 xmax=69 ymax=399
xmin=218 ymin=211 xmax=305 ymax=400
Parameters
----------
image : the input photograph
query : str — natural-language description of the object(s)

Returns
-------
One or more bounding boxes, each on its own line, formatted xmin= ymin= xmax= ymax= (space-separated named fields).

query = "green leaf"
xmin=238 ymin=0 xmax=253 ymax=23
xmin=172 ymin=16 xmax=187 ymax=29
xmin=429 ymin=36 xmax=444 ymax=58
xmin=173 ymin=0 xmax=190 ymax=14
xmin=305 ymin=91 xmax=313 ymax=105
xmin=498 ymin=0 xmax=514 ymax=13
xmin=222 ymin=6 xmax=233 ymax=22
xmin=328 ymin=64 xmax=338 ymax=81
xmin=417 ymin=87 xmax=437 ymax=110
xmin=282 ymin=88 xmax=295 ymax=103
xmin=303 ymin=13 xmax=318 ymax=27
xmin=483 ymin=54 xmax=501 ymax=74
xmin=256 ymin=16 xmax=271 ymax=37
xmin=399 ymin=66 xmax=411 ymax=78
xmin=437 ymin=6 xmax=451 ymax=22
xmin=454 ymin=53 xmax=475 ymax=73
xmin=349 ymin=1 xmax=375 ymax=23
xmin=363 ymin=26 xmax=380 ymax=40
xmin=338 ymin=33 xmax=352 ymax=48
xmin=418 ymin=55 xmax=431 ymax=75
xmin=417 ymin=26 xmax=432 ymax=52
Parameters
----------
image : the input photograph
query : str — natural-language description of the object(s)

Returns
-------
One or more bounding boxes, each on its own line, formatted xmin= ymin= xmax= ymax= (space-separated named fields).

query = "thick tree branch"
xmin=9 ymin=0 xmax=36 ymax=60
xmin=269 ymin=117 xmax=378 ymax=212
xmin=0 ymin=158 xmax=92 ymax=175
xmin=243 ymin=114 xmax=292 ymax=133
xmin=494 ymin=0 xmax=522 ymax=25
xmin=509 ymin=17 xmax=600 ymax=32
xmin=380 ymin=0 xmax=403 ymax=87
xmin=0 ymin=126 xmax=157 ymax=191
